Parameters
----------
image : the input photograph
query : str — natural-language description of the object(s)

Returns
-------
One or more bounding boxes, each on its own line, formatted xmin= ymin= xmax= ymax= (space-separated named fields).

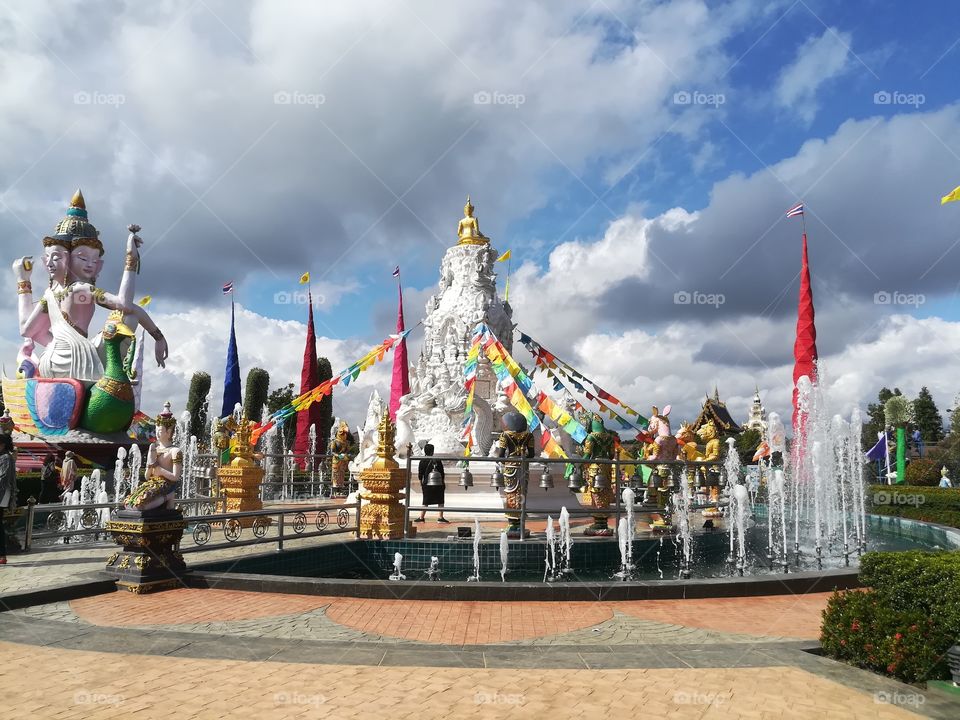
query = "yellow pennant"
xmin=496 ymin=249 xmax=511 ymax=262
xmin=137 ymin=295 xmax=152 ymax=307
xmin=942 ymin=185 xmax=960 ymax=205
xmin=299 ymin=272 xmax=310 ymax=285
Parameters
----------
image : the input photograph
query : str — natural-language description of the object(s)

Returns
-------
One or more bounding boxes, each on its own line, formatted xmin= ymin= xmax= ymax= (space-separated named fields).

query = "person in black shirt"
xmin=39 ymin=454 xmax=60 ymax=504
xmin=415 ymin=444 xmax=448 ymax=523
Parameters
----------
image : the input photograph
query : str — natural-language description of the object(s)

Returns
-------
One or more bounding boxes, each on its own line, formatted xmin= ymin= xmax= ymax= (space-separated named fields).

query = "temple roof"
xmin=693 ymin=387 xmax=742 ymax=434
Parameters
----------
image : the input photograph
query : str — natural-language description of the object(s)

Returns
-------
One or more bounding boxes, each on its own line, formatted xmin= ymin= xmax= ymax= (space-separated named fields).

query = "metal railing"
xmin=20 ymin=495 xmax=225 ymax=550
xmin=403 ymin=453 xmax=728 ymax=540
xmin=180 ymin=500 xmax=360 ymax=553
xmin=256 ymin=452 xmax=359 ymax=500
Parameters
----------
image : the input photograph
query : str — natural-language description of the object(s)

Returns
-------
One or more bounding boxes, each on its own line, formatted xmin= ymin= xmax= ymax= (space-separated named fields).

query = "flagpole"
xmin=505 ymin=256 xmax=511 ymax=303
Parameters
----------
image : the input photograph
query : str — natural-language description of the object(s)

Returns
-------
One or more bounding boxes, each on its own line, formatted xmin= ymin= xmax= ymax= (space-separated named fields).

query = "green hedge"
xmin=904 ymin=459 xmax=942 ymax=486
xmin=869 ymin=485 xmax=960 ymax=510
xmin=871 ymin=505 xmax=960 ymax=529
xmin=821 ymin=551 xmax=960 ymax=683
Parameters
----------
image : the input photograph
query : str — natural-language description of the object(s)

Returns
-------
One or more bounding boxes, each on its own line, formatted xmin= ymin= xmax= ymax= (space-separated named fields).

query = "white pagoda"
xmin=397 ymin=197 xmax=514 ymax=455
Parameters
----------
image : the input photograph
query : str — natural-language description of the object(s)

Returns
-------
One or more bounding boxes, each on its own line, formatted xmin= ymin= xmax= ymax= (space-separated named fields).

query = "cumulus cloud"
xmin=3 ymin=2 xmax=958 ymax=440
xmin=0 ymin=0 xmax=766 ymax=312
xmin=139 ymin=304 xmax=392 ymax=427
xmin=775 ymin=27 xmax=853 ymax=123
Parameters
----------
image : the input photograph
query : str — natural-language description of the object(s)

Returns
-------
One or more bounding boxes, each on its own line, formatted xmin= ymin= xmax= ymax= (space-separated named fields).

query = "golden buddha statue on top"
xmin=457 ymin=196 xmax=489 ymax=245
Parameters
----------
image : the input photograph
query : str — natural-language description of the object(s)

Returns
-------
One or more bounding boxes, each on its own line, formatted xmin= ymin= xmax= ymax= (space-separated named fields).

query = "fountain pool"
xmin=187 ymin=514 xmax=960 ymax=600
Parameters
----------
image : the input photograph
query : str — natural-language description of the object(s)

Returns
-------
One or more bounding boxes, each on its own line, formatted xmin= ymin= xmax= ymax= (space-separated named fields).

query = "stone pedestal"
xmin=358 ymin=409 xmax=407 ymax=539
xmin=358 ymin=467 xmax=406 ymax=539
xmin=218 ymin=462 xmax=264 ymax=527
xmin=105 ymin=508 xmax=186 ymax=594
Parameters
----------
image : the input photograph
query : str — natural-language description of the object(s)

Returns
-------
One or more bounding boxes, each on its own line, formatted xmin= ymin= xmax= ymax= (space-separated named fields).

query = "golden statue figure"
xmin=696 ymin=420 xmax=723 ymax=501
xmin=457 ymin=196 xmax=488 ymax=245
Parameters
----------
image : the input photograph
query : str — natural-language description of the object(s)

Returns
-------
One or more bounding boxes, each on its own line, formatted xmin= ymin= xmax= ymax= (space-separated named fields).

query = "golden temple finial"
xmin=229 ymin=412 xmax=257 ymax=466
xmin=70 ymin=188 xmax=85 ymax=210
xmin=372 ymin=409 xmax=399 ymax=470
xmin=457 ymin=194 xmax=488 ymax=245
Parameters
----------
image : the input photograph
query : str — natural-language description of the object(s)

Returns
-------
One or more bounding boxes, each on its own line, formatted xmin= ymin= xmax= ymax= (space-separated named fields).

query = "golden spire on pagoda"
xmin=372 ymin=409 xmax=399 ymax=470
xmin=70 ymin=188 xmax=86 ymax=210
xmin=457 ymin=195 xmax=489 ymax=245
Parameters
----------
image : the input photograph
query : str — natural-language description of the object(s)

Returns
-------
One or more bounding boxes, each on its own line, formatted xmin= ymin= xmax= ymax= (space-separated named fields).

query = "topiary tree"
xmin=266 ymin=383 xmax=296 ymax=451
xmin=186 ymin=371 xmax=212 ymax=441
xmin=735 ymin=428 xmax=762 ymax=465
xmin=316 ymin=356 xmax=333 ymax=453
xmin=243 ymin=367 xmax=270 ymax=422
xmin=885 ymin=395 xmax=913 ymax=484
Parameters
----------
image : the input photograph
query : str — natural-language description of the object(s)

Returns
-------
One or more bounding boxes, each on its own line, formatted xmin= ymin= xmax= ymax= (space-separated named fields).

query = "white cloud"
xmin=139 ymin=305 xmax=392 ymax=428
xmin=775 ymin=27 xmax=853 ymax=123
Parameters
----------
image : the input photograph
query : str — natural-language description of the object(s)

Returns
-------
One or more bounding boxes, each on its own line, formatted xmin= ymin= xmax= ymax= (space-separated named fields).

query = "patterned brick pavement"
xmin=70 ymin=588 xmax=328 ymax=626
xmin=0 ymin=640 xmax=925 ymax=719
xmin=617 ymin=594 xmax=831 ymax=639
xmin=59 ymin=588 xmax=830 ymax=644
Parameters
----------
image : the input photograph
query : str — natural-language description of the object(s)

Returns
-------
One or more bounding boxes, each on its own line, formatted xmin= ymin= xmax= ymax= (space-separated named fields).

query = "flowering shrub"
xmin=821 ymin=551 xmax=960 ymax=683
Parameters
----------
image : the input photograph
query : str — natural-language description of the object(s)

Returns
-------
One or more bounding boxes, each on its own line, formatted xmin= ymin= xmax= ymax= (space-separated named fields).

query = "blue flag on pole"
xmin=221 ymin=300 xmax=242 ymax=417
xmin=864 ymin=432 xmax=888 ymax=462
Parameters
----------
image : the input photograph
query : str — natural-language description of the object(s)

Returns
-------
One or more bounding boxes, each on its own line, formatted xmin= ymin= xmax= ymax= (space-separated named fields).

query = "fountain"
xmin=543 ymin=515 xmax=556 ymax=582
xmin=558 ymin=506 xmax=573 ymax=576
xmin=499 ymin=531 xmax=509 ymax=582
xmin=389 ymin=552 xmax=406 ymax=581
xmin=467 ymin=517 xmax=481 ymax=581
xmin=112 ymin=447 xmax=128 ymax=505
xmin=614 ymin=488 xmax=636 ymax=579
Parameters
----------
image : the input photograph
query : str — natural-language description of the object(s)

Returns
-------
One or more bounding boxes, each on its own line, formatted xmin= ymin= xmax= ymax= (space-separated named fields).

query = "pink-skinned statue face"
xmin=43 ymin=244 xmax=70 ymax=285
xmin=69 ymin=245 xmax=104 ymax=283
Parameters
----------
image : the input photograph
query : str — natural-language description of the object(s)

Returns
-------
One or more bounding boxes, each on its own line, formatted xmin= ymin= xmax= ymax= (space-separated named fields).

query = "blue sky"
xmin=3 ymin=0 xmax=960 ymax=423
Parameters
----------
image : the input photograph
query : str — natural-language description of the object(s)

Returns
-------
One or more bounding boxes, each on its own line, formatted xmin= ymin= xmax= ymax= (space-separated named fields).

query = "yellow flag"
xmin=299 ymin=272 xmax=310 ymax=284
xmin=942 ymin=186 xmax=960 ymax=205
xmin=137 ymin=295 xmax=152 ymax=307
xmin=496 ymin=249 xmax=511 ymax=262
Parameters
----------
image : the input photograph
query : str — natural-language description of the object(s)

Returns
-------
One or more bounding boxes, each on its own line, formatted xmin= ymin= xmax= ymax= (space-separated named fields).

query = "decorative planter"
xmin=105 ymin=508 xmax=186 ymax=594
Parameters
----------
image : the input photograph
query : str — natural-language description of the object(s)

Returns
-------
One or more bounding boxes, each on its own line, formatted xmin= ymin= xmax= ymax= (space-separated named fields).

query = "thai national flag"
xmin=222 ymin=281 xmax=234 ymax=295
xmin=392 ymin=266 xmax=400 ymax=278
xmin=786 ymin=202 xmax=804 ymax=218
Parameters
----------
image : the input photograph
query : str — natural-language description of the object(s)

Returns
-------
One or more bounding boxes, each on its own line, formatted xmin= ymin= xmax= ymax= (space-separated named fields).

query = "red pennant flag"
xmin=792 ymin=233 xmax=818 ymax=428
xmin=293 ymin=291 xmax=322 ymax=468
xmin=389 ymin=280 xmax=410 ymax=421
